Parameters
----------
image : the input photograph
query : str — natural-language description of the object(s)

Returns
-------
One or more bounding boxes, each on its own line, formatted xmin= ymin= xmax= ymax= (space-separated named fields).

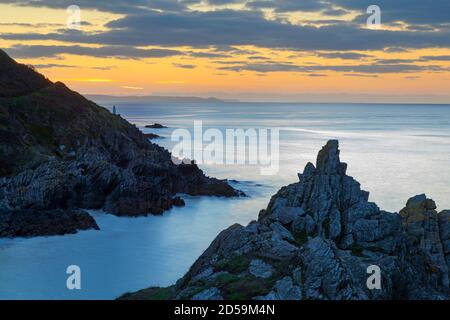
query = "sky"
xmin=0 ymin=0 xmax=449 ymax=102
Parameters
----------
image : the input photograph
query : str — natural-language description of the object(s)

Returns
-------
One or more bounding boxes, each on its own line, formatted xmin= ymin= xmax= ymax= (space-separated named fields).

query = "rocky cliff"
xmin=120 ymin=140 xmax=450 ymax=300
xmin=0 ymin=49 xmax=240 ymax=238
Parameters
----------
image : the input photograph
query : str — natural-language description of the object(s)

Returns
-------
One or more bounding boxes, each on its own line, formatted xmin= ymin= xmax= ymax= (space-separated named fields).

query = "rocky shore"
xmin=0 ymin=49 xmax=240 ymax=238
xmin=0 ymin=208 xmax=99 ymax=238
xmin=120 ymin=140 xmax=450 ymax=300
xmin=143 ymin=133 xmax=161 ymax=140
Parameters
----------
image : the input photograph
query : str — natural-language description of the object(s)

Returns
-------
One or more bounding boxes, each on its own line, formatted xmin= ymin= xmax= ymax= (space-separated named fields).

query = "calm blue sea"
xmin=0 ymin=102 xmax=449 ymax=299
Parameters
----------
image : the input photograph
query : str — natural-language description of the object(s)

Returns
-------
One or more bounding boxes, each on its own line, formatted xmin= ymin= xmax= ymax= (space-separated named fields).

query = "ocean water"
xmin=0 ymin=102 xmax=449 ymax=299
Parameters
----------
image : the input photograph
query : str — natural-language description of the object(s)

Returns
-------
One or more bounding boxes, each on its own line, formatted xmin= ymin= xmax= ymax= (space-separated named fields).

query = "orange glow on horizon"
xmin=0 ymin=2 xmax=449 ymax=102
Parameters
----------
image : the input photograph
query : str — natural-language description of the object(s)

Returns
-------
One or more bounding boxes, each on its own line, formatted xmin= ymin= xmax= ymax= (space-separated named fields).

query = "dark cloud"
xmin=29 ymin=63 xmax=116 ymax=71
xmin=247 ymin=0 xmax=330 ymax=13
xmin=219 ymin=61 xmax=446 ymax=74
xmin=343 ymin=73 xmax=378 ymax=78
xmin=207 ymin=0 xmax=242 ymax=5
xmin=0 ymin=0 xmax=187 ymax=14
xmin=406 ymin=25 xmax=438 ymax=32
xmin=321 ymin=8 xmax=350 ymax=16
xmin=2 ymin=9 xmax=450 ymax=52
xmin=420 ymin=55 xmax=450 ymax=61
xmin=0 ymin=0 xmax=449 ymax=65
xmin=1 ymin=0 xmax=449 ymax=28
xmin=375 ymin=58 xmax=419 ymax=64
xmin=220 ymin=62 xmax=301 ymax=73
xmin=211 ymin=46 xmax=258 ymax=55
xmin=383 ymin=47 xmax=410 ymax=53
xmin=188 ymin=51 xmax=230 ymax=58
xmin=33 ymin=63 xmax=76 ymax=69
xmin=315 ymin=52 xmax=372 ymax=59
xmin=248 ymin=56 xmax=270 ymax=60
xmin=333 ymin=0 xmax=450 ymax=25
xmin=4 ymin=44 xmax=184 ymax=59
xmin=173 ymin=63 xmax=196 ymax=68
xmin=214 ymin=60 xmax=248 ymax=64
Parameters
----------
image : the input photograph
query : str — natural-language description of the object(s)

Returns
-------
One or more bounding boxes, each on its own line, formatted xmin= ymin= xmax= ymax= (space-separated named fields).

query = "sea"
xmin=0 ymin=102 xmax=449 ymax=299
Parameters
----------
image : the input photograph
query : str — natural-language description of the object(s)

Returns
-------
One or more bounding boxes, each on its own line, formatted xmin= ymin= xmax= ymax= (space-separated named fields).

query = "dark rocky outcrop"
xmin=145 ymin=123 xmax=167 ymax=129
xmin=0 ymin=208 xmax=99 ymax=238
xmin=143 ymin=133 xmax=161 ymax=140
xmin=120 ymin=140 xmax=450 ymax=300
xmin=0 ymin=49 xmax=240 ymax=237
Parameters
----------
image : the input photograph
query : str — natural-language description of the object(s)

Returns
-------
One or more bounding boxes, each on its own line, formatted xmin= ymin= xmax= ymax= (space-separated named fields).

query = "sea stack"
xmin=145 ymin=123 xmax=167 ymax=129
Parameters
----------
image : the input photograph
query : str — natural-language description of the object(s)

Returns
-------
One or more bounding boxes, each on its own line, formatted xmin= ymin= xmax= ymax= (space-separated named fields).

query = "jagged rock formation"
xmin=0 ymin=49 xmax=240 ymax=238
xmin=120 ymin=140 xmax=450 ymax=300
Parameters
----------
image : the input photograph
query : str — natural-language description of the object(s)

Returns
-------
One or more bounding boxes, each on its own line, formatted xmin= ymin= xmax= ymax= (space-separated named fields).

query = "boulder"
xmin=191 ymin=288 xmax=223 ymax=300
xmin=249 ymin=259 xmax=274 ymax=279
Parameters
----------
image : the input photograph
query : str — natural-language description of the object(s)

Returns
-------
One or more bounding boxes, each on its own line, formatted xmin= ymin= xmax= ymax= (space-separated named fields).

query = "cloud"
xmin=420 ymin=55 xmax=450 ymax=61
xmin=173 ymin=63 xmax=196 ymax=68
xmin=1 ymin=0 xmax=449 ymax=77
xmin=375 ymin=58 xmax=419 ymax=64
xmin=214 ymin=60 xmax=248 ymax=64
xmin=247 ymin=0 xmax=330 ymax=13
xmin=0 ymin=0 xmax=188 ymax=14
xmin=91 ymin=66 xmax=117 ymax=70
xmin=247 ymin=56 xmax=270 ymax=60
xmin=31 ymin=62 xmax=116 ymax=70
xmin=219 ymin=61 xmax=447 ymax=74
xmin=4 ymin=44 xmax=184 ymax=59
xmin=2 ymin=9 xmax=449 ymax=52
xmin=2 ymin=0 xmax=449 ymax=29
xmin=220 ymin=62 xmax=302 ymax=72
xmin=188 ymin=51 xmax=230 ymax=58
xmin=33 ymin=63 xmax=76 ymax=69
xmin=333 ymin=0 xmax=450 ymax=25
xmin=315 ymin=52 xmax=372 ymax=59
xmin=343 ymin=73 xmax=378 ymax=78
xmin=321 ymin=8 xmax=350 ymax=16
xmin=207 ymin=0 xmax=242 ymax=5
xmin=383 ymin=47 xmax=410 ymax=53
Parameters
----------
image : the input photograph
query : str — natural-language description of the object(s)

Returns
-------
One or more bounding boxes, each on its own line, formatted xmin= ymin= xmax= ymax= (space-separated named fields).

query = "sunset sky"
xmin=1 ymin=0 xmax=449 ymax=102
